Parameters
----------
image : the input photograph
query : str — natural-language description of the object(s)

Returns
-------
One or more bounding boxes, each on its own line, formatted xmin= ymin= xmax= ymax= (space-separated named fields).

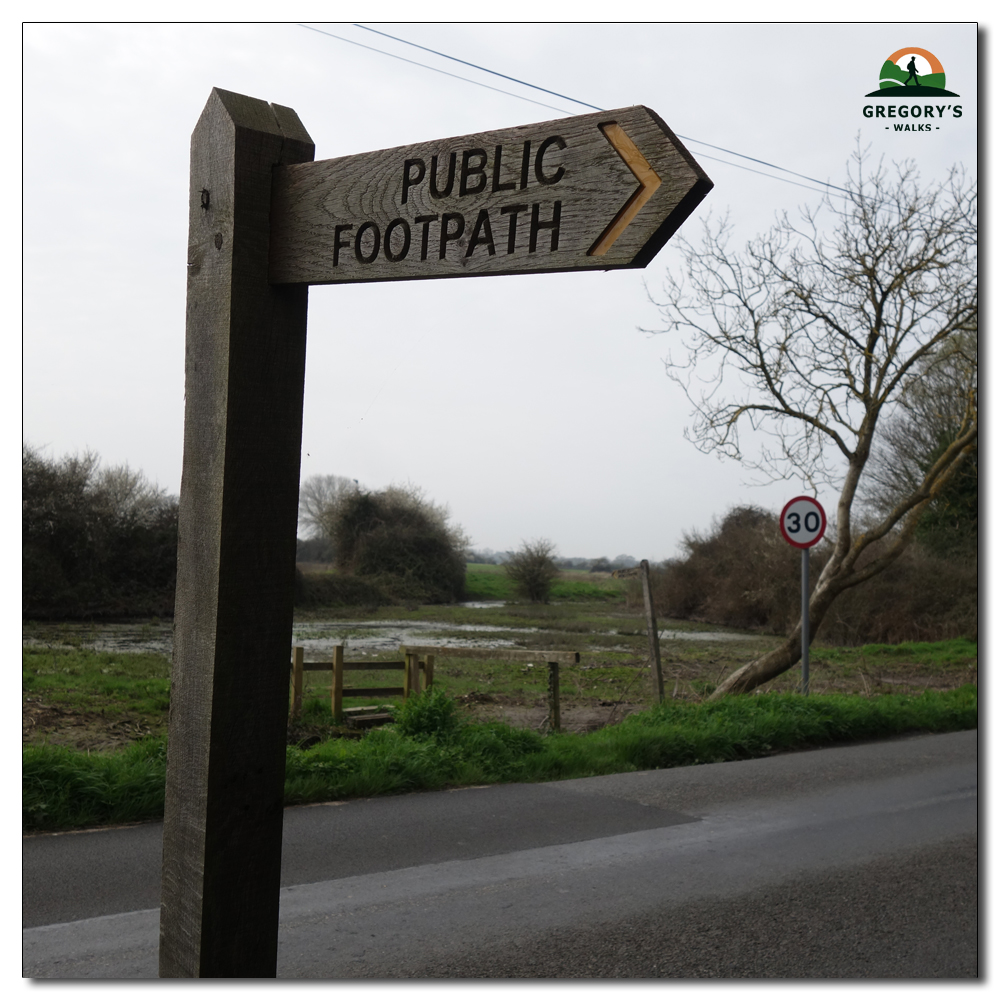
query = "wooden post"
xmin=331 ymin=645 xmax=344 ymax=720
xmin=159 ymin=89 xmax=314 ymax=979
xmin=403 ymin=653 xmax=413 ymax=698
xmin=290 ymin=646 xmax=304 ymax=721
xmin=423 ymin=655 xmax=434 ymax=690
xmin=640 ymin=559 xmax=665 ymax=703
xmin=405 ymin=652 xmax=421 ymax=697
xmin=547 ymin=662 xmax=561 ymax=732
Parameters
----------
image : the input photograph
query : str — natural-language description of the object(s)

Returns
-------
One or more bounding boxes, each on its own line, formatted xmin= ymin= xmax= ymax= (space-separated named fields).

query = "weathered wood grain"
xmin=269 ymin=106 xmax=711 ymax=285
xmin=159 ymin=88 xmax=314 ymax=979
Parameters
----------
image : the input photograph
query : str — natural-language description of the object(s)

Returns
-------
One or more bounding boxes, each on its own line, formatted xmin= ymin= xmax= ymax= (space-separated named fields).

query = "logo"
xmin=865 ymin=47 xmax=959 ymax=97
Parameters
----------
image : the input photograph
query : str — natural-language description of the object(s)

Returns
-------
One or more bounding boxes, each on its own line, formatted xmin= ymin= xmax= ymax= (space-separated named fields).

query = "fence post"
xmin=547 ymin=661 xmax=561 ymax=732
xmin=406 ymin=652 xmax=421 ymax=697
xmin=423 ymin=655 xmax=434 ymax=690
xmin=640 ymin=559 xmax=665 ymax=703
xmin=331 ymin=645 xmax=344 ymax=720
xmin=290 ymin=646 xmax=304 ymax=721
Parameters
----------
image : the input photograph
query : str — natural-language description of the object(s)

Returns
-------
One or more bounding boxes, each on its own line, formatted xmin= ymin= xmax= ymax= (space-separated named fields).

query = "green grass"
xmin=23 ymin=737 xmax=168 ymax=832
xmin=23 ymin=648 xmax=171 ymax=719
xmin=464 ymin=563 xmax=624 ymax=603
xmin=813 ymin=638 xmax=978 ymax=668
xmin=23 ymin=685 xmax=977 ymax=832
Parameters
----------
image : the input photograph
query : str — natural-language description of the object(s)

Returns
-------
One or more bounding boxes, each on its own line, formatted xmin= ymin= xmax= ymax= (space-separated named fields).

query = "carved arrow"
xmin=588 ymin=123 xmax=663 ymax=256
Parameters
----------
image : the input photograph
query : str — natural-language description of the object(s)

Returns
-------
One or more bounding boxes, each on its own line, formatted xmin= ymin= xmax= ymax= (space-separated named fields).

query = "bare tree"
xmin=298 ymin=474 xmax=360 ymax=540
xmin=648 ymin=151 xmax=977 ymax=697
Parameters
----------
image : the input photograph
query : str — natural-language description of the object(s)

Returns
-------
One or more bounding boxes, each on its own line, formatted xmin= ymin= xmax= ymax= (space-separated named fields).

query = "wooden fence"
xmin=290 ymin=644 xmax=580 ymax=730
xmin=289 ymin=645 xmax=433 ymax=721
xmin=400 ymin=646 xmax=580 ymax=731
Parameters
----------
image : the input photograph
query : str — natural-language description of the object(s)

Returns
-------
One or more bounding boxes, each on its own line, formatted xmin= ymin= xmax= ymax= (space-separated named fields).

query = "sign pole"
xmin=779 ymin=496 xmax=826 ymax=699
xmin=159 ymin=89 xmax=314 ymax=978
xmin=801 ymin=548 xmax=810 ymax=696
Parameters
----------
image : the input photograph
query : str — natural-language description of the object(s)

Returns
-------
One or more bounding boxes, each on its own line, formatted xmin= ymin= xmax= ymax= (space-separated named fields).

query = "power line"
xmin=304 ymin=22 xmax=852 ymax=199
xmin=352 ymin=22 xmax=603 ymax=112
xmin=694 ymin=152 xmax=849 ymax=200
xmin=295 ymin=23 xmax=574 ymax=117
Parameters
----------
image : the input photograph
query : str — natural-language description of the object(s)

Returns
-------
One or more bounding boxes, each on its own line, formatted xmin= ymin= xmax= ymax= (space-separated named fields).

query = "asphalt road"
xmin=23 ymin=729 xmax=978 ymax=978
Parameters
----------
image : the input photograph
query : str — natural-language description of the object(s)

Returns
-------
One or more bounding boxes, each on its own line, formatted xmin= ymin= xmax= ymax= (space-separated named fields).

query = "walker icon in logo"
xmin=865 ymin=47 xmax=959 ymax=97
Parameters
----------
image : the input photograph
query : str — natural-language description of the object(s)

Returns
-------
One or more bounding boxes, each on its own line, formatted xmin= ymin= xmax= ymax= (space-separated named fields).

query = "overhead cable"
xmin=320 ymin=22 xmax=852 ymax=198
xmin=296 ymin=23 xmax=574 ymax=116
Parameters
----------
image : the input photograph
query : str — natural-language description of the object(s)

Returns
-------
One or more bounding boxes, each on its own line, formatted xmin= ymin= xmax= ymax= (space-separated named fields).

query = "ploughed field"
xmin=22 ymin=570 xmax=978 ymax=753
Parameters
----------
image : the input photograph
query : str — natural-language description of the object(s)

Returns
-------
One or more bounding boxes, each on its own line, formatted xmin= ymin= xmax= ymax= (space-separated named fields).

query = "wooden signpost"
xmin=160 ymin=88 xmax=712 ymax=978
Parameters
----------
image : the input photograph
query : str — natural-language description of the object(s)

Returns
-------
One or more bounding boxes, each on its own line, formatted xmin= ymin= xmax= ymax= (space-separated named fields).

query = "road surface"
xmin=23 ymin=729 xmax=978 ymax=978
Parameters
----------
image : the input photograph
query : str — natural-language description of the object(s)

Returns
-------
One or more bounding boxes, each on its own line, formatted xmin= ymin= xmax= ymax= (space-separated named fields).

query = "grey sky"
xmin=22 ymin=21 xmax=978 ymax=561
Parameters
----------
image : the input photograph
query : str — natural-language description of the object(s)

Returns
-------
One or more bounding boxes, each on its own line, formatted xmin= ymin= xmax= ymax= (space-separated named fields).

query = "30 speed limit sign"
xmin=780 ymin=496 xmax=827 ymax=549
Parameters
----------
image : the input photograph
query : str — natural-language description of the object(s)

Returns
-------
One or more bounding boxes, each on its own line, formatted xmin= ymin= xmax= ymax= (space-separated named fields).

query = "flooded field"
xmin=22 ymin=615 xmax=751 ymax=659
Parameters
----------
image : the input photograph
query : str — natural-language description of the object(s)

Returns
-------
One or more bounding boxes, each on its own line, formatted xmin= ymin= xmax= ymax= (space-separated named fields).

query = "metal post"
xmin=801 ymin=548 xmax=810 ymax=696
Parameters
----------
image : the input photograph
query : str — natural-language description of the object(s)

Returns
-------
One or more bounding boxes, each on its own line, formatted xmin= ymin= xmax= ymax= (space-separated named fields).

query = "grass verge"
xmin=23 ymin=685 xmax=977 ymax=833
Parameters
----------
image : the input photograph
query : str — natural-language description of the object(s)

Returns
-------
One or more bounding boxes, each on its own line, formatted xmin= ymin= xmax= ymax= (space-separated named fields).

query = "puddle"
xmin=291 ymin=620 xmax=537 ymax=654
xmin=22 ymin=622 xmax=175 ymax=657
xmin=22 ymin=619 xmax=538 ymax=658
xmin=21 ymin=619 xmax=749 ymax=658
xmin=658 ymin=630 xmax=750 ymax=642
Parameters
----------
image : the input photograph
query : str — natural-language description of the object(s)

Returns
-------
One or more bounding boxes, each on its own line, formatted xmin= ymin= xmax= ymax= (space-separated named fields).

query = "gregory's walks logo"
xmin=866 ymin=47 xmax=959 ymax=97
xmin=862 ymin=47 xmax=962 ymax=130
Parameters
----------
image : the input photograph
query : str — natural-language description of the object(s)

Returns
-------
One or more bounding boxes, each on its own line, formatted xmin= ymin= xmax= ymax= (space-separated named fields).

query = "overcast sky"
xmin=22 ymin=19 xmax=979 ymax=562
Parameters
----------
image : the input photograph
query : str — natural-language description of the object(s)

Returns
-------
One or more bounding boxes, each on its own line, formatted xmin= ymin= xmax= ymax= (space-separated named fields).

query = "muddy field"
xmin=22 ymin=607 xmax=977 ymax=753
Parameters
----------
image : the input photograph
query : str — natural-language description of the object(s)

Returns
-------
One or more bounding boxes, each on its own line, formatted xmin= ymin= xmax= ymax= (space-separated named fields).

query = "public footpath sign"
xmin=159 ymin=89 xmax=712 ymax=979
xmin=269 ymin=105 xmax=713 ymax=285
xmin=779 ymin=496 xmax=828 ymax=698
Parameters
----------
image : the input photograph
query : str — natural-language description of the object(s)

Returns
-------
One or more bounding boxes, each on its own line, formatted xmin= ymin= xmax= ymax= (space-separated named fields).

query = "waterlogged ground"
xmin=22 ymin=602 xmax=977 ymax=752
xmin=21 ymin=609 xmax=752 ymax=660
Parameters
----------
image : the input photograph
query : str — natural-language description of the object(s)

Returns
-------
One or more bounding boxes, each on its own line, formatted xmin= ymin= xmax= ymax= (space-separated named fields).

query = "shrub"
xmin=22 ymin=444 xmax=178 ymax=619
xmin=652 ymin=504 xmax=978 ymax=644
xmin=392 ymin=688 xmax=464 ymax=742
xmin=332 ymin=485 xmax=467 ymax=603
xmin=650 ymin=506 xmax=803 ymax=632
xmin=504 ymin=539 xmax=559 ymax=604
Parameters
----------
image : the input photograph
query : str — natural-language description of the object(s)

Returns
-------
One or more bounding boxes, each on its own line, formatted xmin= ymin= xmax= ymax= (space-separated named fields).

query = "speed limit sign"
xmin=780 ymin=496 xmax=827 ymax=549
